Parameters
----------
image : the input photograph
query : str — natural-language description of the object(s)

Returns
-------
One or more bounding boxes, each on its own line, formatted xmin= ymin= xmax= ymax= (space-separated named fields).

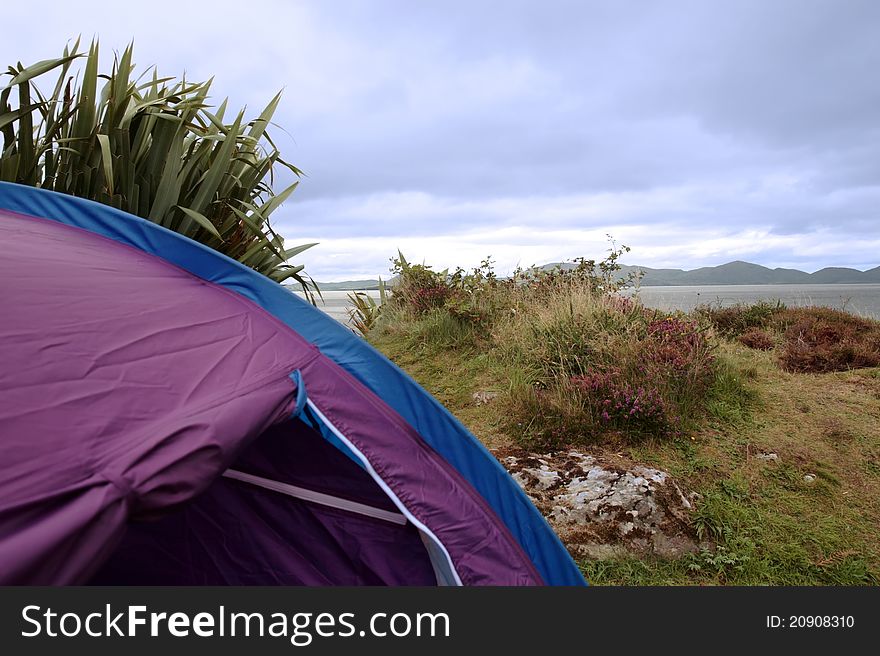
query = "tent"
xmin=0 ymin=182 xmax=586 ymax=586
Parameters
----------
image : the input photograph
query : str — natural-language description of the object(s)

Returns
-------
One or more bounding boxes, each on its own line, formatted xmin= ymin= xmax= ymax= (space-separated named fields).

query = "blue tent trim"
xmin=0 ymin=182 xmax=587 ymax=586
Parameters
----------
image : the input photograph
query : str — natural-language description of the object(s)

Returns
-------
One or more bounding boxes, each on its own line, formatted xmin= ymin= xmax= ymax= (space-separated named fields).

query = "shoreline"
xmin=293 ymin=283 xmax=880 ymax=321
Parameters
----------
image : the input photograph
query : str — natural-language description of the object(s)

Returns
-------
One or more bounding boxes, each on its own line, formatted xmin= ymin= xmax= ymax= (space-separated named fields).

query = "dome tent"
xmin=0 ymin=182 xmax=586 ymax=586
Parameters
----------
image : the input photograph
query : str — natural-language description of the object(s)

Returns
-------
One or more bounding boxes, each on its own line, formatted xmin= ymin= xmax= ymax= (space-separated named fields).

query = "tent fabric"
xmin=0 ymin=204 xmax=543 ymax=585
xmin=290 ymin=356 xmax=541 ymax=585
xmin=89 ymin=421 xmax=440 ymax=585
xmin=0 ymin=211 xmax=304 ymax=583
xmin=0 ymin=182 xmax=587 ymax=586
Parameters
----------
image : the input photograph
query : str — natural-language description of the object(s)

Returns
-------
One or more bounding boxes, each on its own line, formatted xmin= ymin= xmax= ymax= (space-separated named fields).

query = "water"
xmin=298 ymin=284 xmax=880 ymax=323
xmin=297 ymin=290 xmax=383 ymax=324
xmin=630 ymin=284 xmax=880 ymax=319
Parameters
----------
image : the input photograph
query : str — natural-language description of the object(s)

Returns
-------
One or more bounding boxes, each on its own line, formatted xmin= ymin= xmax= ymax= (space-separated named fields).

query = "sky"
xmin=2 ymin=0 xmax=878 ymax=280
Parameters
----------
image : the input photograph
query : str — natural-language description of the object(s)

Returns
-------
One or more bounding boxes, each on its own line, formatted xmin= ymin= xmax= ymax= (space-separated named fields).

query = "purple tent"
xmin=0 ymin=183 xmax=586 ymax=586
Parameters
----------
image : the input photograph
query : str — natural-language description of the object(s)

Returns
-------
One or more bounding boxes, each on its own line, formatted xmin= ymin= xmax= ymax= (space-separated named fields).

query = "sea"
xmin=297 ymin=284 xmax=880 ymax=324
xmin=630 ymin=284 xmax=880 ymax=319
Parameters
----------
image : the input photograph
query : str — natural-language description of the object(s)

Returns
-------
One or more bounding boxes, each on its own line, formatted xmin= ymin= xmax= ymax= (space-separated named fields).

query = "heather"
xmin=700 ymin=303 xmax=880 ymax=372
xmin=368 ymin=248 xmax=742 ymax=447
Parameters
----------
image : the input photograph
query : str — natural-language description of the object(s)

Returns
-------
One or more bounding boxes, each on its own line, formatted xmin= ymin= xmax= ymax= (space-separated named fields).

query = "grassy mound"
xmin=365 ymin=259 xmax=880 ymax=585
xmin=369 ymin=252 xmax=750 ymax=448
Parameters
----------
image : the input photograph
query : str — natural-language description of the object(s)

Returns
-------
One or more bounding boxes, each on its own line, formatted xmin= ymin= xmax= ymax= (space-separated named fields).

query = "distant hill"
xmin=310 ymin=260 xmax=880 ymax=290
xmin=562 ymin=260 xmax=880 ymax=286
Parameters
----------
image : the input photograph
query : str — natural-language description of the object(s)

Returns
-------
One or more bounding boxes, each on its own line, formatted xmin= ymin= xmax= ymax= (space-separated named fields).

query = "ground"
xmin=369 ymin=332 xmax=880 ymax=585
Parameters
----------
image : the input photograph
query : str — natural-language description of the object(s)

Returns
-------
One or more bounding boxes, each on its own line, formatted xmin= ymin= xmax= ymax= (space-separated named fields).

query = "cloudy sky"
xmin=3 ymin=0 xmax=878 ymax=280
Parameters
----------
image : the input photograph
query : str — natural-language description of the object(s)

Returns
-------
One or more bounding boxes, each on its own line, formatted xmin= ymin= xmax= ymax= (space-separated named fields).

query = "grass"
xmin=369 ymin=287 xmax=880 ymax=585
xmin=586 ymin=348 xmax=880 ymax=585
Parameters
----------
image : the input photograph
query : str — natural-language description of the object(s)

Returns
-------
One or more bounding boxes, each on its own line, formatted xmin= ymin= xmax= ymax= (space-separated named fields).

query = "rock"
xmin=512 ymin=464 xmax=560 ymax=491
xmin=499 ymin=449 xmax=701 ymax=559
xmin=757 ymin=452 xmax=779 ymax=462
xmin=803 ymin=473 xmax=816 ymax=483
xmin=472 ymin=391 xmax=498 ymax=406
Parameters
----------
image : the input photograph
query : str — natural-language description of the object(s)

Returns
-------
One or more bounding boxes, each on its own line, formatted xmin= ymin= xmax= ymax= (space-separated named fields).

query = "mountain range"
xmin=314 ymin=260 xmax=880 ymax=290
xmin=611 ymin=261 xmax=880 ymax=286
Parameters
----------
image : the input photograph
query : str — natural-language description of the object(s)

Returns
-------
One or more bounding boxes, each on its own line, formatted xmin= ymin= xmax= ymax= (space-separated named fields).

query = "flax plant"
xmin=1 ymin=39 xmax=317 ymax=297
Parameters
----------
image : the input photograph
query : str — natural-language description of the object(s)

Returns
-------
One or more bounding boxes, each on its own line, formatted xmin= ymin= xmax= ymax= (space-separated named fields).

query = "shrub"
xmin=646 ymin=317 xmax=714 ymax=373
xmin=411 ymin=286 xmax=451 ymax=313
xmin=504 ymin=243 xmax=641 ymax=298
xmin=444 ymin=257 xmax=501 ymax=330
xmin=739 ymin=328 xmax=775 ymax=350
xmin=699 ymin=304 xmax=880 ymax=373
xmin=388 ymin=251 xmax=450 ymax=314
xmin=502 ymin=290 xmax=719 ymax=444
xmin=772 ymin=306 xmax=874 ymax=333
xmin=779 ymin=309 xmax=880 ymax=373
xmin=570 ymin=370 xmax=674 ymax=439
xmin=444 ymin=292 xmax=492 ymax=329
xmin=698 ymin=301 xmax=781 ymax=337
xmin=378 ymin=245 xmax=740 ymax=445
xmin=640 ymin=316 xmax=717 ymax=418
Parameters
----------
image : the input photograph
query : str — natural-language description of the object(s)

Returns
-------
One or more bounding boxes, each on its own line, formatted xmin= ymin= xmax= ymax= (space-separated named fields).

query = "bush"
xmin=698 ymin=301 xmax=781 ymax=337
xmin=502 ymin=290 xmax=719 ymax=444
xmin=778 ymin=309 xmax=880 ymax=373
xmin=570 ymin=370 xmax=674 ymax=439
xmin=696 ymin=303 xmax=880 ymax=373
xmin=347 ymin=281 xmax=387 ymax=336
xmin=739 ymin=328 xmax=775 ymax=350
xmin=387 ymin=251 xmax=451 ymax=314
xmin=385 ymin=254 xmax=508 ymax=338
xmin=377 ymin=244 xmax=739 ymax=445
xmin=646 ymin=317 xmax=715 ymax=374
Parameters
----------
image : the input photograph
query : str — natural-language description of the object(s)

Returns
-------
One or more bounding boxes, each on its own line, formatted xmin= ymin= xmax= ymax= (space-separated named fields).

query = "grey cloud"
xmin=1 ymin=0 xmax=877 ymax=276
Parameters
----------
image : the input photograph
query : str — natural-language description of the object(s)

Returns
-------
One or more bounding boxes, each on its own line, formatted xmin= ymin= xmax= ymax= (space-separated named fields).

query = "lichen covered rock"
xmin=500 ymin=450 xmax=701 ymax=559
